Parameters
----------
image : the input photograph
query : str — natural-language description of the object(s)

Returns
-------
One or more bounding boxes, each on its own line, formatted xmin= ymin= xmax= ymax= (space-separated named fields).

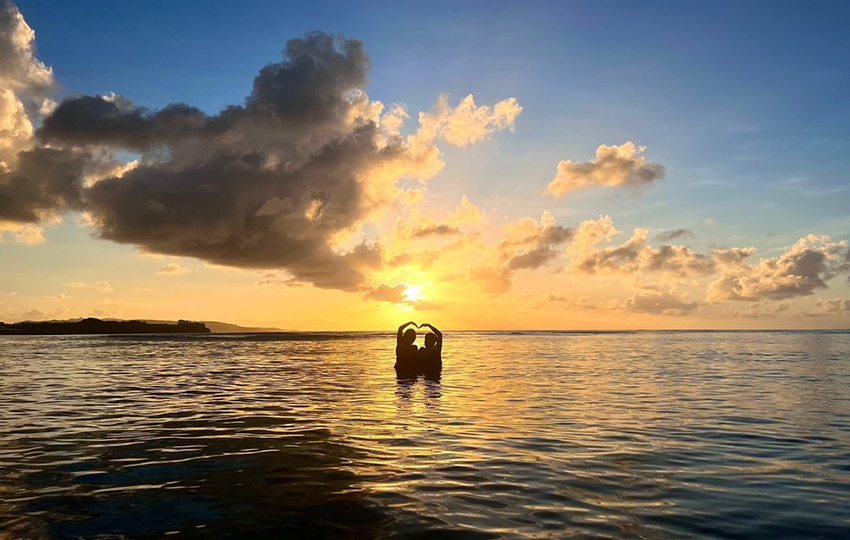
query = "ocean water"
xmin=1 ymin=331 xmax=849 ymax=539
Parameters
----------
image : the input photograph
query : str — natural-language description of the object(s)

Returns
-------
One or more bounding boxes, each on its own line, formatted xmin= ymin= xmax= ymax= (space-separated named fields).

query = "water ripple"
xmin=1 ymin=331 xmax=849 ymax=538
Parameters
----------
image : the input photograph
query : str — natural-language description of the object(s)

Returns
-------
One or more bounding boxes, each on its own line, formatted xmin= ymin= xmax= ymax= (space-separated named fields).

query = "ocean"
xmin=1 ymin=331 xmax=849 ymax=539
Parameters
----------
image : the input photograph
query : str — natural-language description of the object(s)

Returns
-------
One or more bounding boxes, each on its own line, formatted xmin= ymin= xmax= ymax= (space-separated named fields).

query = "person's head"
xmin=403 ymin=328 xmax=416 ymax=345
xmin=424 ymin=332 xmax=437 ymax=349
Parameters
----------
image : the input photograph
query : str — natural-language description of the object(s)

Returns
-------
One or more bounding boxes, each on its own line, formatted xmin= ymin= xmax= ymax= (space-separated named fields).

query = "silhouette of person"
xmin=395 ymin=321 xmax=419 ymax=375
xmin=417 ymin=323 xmax=442 ymax=375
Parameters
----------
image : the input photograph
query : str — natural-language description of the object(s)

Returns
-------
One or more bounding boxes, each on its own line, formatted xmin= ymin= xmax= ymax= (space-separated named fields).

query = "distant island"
xmin=203 ymin=321 xmax=286 ymax=333
xmin=0 ymin=318 xmax=211 ymax=335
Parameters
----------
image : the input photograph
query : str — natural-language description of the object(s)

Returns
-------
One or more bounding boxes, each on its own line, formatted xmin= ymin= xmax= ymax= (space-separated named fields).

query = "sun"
xmin=403 ymin=284 xmax=424 ymax=302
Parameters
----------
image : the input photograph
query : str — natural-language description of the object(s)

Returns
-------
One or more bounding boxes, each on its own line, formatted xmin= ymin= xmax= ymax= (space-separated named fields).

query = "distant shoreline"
xmin=0 ymin=318 xmax=210 ymax=335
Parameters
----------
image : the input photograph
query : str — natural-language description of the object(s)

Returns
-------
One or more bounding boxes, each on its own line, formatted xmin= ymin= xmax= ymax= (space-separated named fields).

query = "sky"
xmin=1 ymin=0 xmax=849 ymax=330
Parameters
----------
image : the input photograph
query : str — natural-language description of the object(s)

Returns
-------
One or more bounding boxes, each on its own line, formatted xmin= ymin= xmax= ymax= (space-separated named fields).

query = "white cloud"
xmin=0 ymin=1 xmax=54 ymax=170
xmin=545 ymin=142 xmax=665 ymax=197
xmin=416 ymin=93 xmax=521 ymax=148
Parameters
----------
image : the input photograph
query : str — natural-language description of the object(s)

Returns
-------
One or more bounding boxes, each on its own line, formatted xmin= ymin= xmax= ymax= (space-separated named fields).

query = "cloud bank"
xmin=0 ymin=15 xmax=520 ymax=291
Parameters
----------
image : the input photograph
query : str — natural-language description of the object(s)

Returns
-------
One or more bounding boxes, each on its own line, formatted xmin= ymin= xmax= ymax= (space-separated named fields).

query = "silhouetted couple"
xmin=395 ymin=321 xmax=442 ymax=378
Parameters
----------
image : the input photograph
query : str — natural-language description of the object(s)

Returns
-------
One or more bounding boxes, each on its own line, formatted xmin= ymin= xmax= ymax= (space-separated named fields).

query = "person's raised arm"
xmin=397 ymin=321 xmax=415 ymax=346
xmin=423 ymin=323 xmax=442 ymax=352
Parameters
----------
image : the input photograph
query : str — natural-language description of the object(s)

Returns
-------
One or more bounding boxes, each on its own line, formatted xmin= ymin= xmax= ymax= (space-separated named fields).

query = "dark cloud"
xmin=39 ymin=97 xmax=208 ymax=150
xmin=38 ymin=32 xmax=370 ymax=152
xmin=655 ymin=228 xmax=694 ymax=242
xmin=410 ymin=223 xmax=461 ymax=238
xmin=500 ymin=218 xmax=574 ymax=272
xmin=712 ymin=247 xmax=756 ymax=268
xmin=7 ymin=31 xmax=408 ymax=290
xmin=645 ymin=244 xmax=715 ymax=277
xmin=0 ymin=147 xmax=90 ymax=222
xmin=570 ymin=229 xmax=646 ymax=274
xmin=507 ymin=246 xmax=559 ymax=270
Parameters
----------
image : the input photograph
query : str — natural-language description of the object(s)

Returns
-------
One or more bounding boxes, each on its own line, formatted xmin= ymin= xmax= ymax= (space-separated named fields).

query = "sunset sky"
xmin=2 ymin=0 xmax=849 ymax=329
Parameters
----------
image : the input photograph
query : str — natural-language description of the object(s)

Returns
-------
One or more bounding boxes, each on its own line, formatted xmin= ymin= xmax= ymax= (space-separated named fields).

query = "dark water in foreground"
xmin=1 ymin=331 xmax=849 ymax=539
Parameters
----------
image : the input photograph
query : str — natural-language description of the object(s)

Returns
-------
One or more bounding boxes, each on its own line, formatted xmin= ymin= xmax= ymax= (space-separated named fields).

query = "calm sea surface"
xmin=1 ymin=331 xmax=849 ymax=539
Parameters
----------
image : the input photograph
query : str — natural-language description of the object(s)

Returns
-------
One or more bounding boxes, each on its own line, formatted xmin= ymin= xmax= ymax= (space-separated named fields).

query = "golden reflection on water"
xmin=1 ymin=332 xmax=849 ymax=538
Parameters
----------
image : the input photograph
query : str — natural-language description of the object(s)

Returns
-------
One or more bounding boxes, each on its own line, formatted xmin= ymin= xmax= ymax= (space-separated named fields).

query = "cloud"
xmin=0 ymin=0 xmax=54 ymax=170
xmin=712 ymin=247 xmax=756 ymax=269
xmin=157 ymin=262 xmax=191 ymax=276
xmin=256 ymin=271 xmax=303 ymax=287
xmin=569 ymin=217 xmax=714 ymax=278
xmin=397 ymin=196 xmax=486 ymax=241
xmin=545 ymin=142 xmax=665 ymax=197
xmin=644 ymin=244 xmax=715 ymax=276
xmin=451 ymin=195 xmax=487 ymax=225
xmin=1 ymin=21 xmax=519 ymax=293
xmin=63 ymin=280 xmax=113 ymax=293
xmin=0 ymin=144 xmax=96 ymax=224
xmin=724 ymin=301 xmax=792 ymax=319
xmin=620 ymin=287 xmax=698 ymax=316
xmin=360 ymin=282 xmax=441 ymax=308
xmin=499 ymin=211 xmax=574 ymax=271
xmin=655 ymin=228 xmax=694 ymax=242
xmin=410 ymin=223 xmax=461 ymax=238
xmin=707 ymin=234 xmax=848 ymax=302
xmin=20 ymin=308 xmax=44 ymax=320
xmin=474 ymin=214 xmax=714 ymax=295
xmin=361 ymin=282 xmax=407 ymax=303
xmin=0 ymin=220 xmax=44 ymax=243
xmin=815 ymin=298 xmax=850 ymax=315
xmin=468 ymin=211 xmax=574 ymax=293
xmin=416 ymin=93 xmax=521 ymax=148
xmin=385 ymin=196 xmax=486 ymax=271
xmin=537 ymin=295 xmax=601 ymax=311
